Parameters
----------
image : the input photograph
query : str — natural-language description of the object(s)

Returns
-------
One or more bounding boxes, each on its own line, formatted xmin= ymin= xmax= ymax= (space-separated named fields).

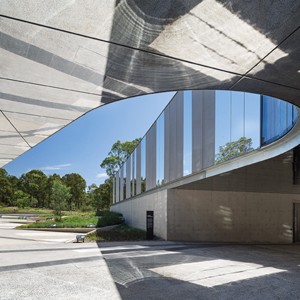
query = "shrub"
xmin=96 ymin=211 xmax=124 ymax=227
xmin=87 ymin=224 xmax=146 ymax=241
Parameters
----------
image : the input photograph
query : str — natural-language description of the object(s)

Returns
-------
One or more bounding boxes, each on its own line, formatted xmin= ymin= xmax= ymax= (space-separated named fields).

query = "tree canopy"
xmin=62 ymin=173 xmax=86 ymax=210
xmin=0 ymin=139 xmax=141 ymax=212
xmin=215 ymin=137 xmax=254 ymax=163
xmin=50 ymin=179 xmax=71 ymax=220
xmin=19 ymin=170 xmax=48 ymax=208
xmin=100 ymin=139 xmax=141 ymax=177
xmin=0 ymin=169 xmax=89 ymax=211
xmin=0 ymin=169 xmax=13 ymax=206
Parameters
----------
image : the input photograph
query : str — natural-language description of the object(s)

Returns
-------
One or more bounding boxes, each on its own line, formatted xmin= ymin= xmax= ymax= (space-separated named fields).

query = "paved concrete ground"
xmin=1 ymin=218 xmax=300 ymax=300
xmin=0 ymin=218 xmax=121 ymax=300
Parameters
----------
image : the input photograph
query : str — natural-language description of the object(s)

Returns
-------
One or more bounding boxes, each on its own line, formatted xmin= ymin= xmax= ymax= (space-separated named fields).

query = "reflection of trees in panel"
xmin=156 ymin=179 xmax=165 ymax=187
xmin=100 ymin=139 xmax=141 ymax=177
xmin=130 ymin=179 xmax=136 ymax=197
xmin=123 ymin=178 xmax=126 ymax=200
xmin=141 ymin=178 xmax=146 ymax=193
xmin=215 ymin=137 xmax=254 ymax=163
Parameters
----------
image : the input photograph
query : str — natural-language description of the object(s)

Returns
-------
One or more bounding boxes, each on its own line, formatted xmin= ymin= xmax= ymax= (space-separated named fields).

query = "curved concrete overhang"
xmin=1 ymin=1 xmax=300 ymax=167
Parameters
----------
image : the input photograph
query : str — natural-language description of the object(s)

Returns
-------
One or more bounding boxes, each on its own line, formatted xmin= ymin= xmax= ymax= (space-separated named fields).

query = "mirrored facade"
xmin=141 ymin=137 xmax=146 ymax=193
xmin=113 ymin=91 xmax=298 ymax=203
xmin=215 ymin=91 xmax=261 ymax=163
xmin=262 ymin=96 xmax=298 ymax=145
xmin=123 ymin=161 xmax=126 ymax=200
xmin=183 ymin=91 xmax=192 ymax=176
xmin=156 ymin=113 xmax=164 ymax=186
xmin=131 ymin=149 xmax=136 ymax=197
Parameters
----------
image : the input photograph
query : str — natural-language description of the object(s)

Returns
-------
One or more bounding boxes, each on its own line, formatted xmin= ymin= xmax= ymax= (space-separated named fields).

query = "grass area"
xmin=4 ymin=206 xmax=148 ymax=241
xmin=86 ymin=224 xmax=146 ymax=242
xmin=18 ymin=215 xmax=99 ymax=229
xmin=17 ymin=211 xmax=124 ymax=229
xmin=0 ymin=207 xmax=53 ymax=214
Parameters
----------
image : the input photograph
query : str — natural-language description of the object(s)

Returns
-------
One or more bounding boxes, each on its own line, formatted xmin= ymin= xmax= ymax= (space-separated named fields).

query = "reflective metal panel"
xmin=156 ymin=112 xmax=164 ymax=186
xmin=183 ymin=91 xmax=192 ymax=176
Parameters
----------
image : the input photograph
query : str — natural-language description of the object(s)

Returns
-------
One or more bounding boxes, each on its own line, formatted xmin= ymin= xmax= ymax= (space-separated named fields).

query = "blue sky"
xmin=4 ymin=92 xmax=175 ymax=186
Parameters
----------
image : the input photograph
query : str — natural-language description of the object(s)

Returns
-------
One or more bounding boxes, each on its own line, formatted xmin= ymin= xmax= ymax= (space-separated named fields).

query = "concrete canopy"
xmin=1 ymin=0 xmax=300 ymax=167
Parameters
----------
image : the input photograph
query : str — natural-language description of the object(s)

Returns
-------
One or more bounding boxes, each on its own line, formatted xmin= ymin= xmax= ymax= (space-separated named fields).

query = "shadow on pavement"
xmin=97 ymin=242 xmax=300 ymax=300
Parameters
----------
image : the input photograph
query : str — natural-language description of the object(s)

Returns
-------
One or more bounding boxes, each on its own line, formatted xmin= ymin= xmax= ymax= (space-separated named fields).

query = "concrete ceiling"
xmin=1 ymin=0 xmax=300 ymax=167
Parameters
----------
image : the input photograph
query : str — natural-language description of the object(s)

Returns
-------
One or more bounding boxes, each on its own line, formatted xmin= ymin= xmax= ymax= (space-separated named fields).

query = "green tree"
xmin=86 ymin=184 xmax=99 ymax=209
xmin=62 ymin=173 xmax=86 ymax=210
xmin=215 ymin=137 xmax=254 ymax=163
xmin=98 ymin=178 xmax=113 ymax=210
xmin=99 ymin=139 xmax=141 ymax=211
xmin=46 ymin=174 xmax=61 ymax=208
xmin=100 ymin=139 xmax=141 ymax=177
xmin=50 ymin=180 xmax=71 ymax=221
xmin=14 ymin=190 xmax=35 ymax=208
xmin=0 ymin=169 xmax=13 ymax=206
xmin=19 ymin=170 xmax=48 ymax=207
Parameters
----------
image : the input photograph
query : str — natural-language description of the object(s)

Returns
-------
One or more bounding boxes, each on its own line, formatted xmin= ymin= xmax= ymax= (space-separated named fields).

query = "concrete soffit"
xmin=0 ymin=1 xmax=300 ymax=167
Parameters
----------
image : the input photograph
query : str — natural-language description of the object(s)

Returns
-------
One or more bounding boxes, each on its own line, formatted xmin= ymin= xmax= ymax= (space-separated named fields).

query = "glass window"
xmin=293 ymin=106 xmax=298 ymax=124
xmin=231 ymin=91 xmax=244 ymax=141
xmin=141 ymin=137 xmax=146 ymax=193
xmin=183 ymin=91 xmax=192 ymax=176
xmin=115 ymin=172 xmax=120 ymax=202
xmin=244 ymin=92 xmax=260 ymax=150
xmin=123 ymin=161 xmax=126 ymax=200
xmin=119 ymin=168 xmax=123 ymax=201
xmin=215 ymin=91 xmax=261 ymax=163
xmin=136 ymin=144 xmax=141 ymax=195
xmin=112 ymin=177 xmax=116 ymax=204
xmin=261 ymin=96 xmax=298 ymax=145
xmin=156 ymin=112 xmax=164 ymax=186
xmin=215 ymin=91 xmax=231 ymax=162
xmin=131 ymin=150 xmax=136 ymax=197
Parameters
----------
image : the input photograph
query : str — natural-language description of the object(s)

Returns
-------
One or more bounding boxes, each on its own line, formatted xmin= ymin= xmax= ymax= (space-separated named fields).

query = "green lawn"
xmin=17 ymin=211 xmax=123 ymax=229
xmin=18 ymin=215 xmax=98 ymax=229
xmin=0 ymin=207 xmax=53 ymax=214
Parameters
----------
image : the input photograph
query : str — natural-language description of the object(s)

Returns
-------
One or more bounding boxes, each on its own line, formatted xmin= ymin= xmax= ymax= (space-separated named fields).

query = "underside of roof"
xmin=1 ymin=0 xmax=300 ymax=167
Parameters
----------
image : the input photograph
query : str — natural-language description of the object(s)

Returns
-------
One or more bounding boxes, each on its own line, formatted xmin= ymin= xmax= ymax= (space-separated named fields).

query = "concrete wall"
xmin=167 ymin=151 xmax=300 ymax=243
xmin=167 ymin=189 xmax=300 ymax=243
xmin=111 ymin=190 xmax=168 ymax=240
xmin=112 ymin=151 xmax=300 ymax=243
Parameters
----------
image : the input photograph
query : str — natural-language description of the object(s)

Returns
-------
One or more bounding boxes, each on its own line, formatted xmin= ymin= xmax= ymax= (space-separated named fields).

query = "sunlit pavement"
xmin=100 ymin=241 xmax=300 ymax=300
xmin=1 ymin=218 xmax=300 ymax=300
xmin=0 ymin=218 xmax=121 ymax=300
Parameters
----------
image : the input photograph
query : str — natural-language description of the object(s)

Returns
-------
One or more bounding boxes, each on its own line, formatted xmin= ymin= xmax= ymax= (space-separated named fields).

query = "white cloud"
xmin=96 ymin=172 xmax=108 ymax=179
xmin=41 ymin=163 xmax=72 ymax=171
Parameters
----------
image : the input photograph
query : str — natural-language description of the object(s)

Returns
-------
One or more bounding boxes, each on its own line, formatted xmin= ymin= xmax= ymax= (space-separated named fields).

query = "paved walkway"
xmin=1 ymin=218 xmax=300 ymax=299
xmin=0 ymin=218 xmax=120 ymax=300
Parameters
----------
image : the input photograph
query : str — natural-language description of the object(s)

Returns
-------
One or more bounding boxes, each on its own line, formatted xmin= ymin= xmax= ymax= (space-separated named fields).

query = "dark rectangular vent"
xmin=293 ymin=146 xmax=300 ymax=184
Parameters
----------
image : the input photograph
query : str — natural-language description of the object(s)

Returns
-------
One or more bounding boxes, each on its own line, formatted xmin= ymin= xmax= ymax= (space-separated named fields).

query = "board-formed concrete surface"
xmin=1 ymin=1 xmax=300 ymax=167
xmin=1 ymin=218 xmax=300 ymax=300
